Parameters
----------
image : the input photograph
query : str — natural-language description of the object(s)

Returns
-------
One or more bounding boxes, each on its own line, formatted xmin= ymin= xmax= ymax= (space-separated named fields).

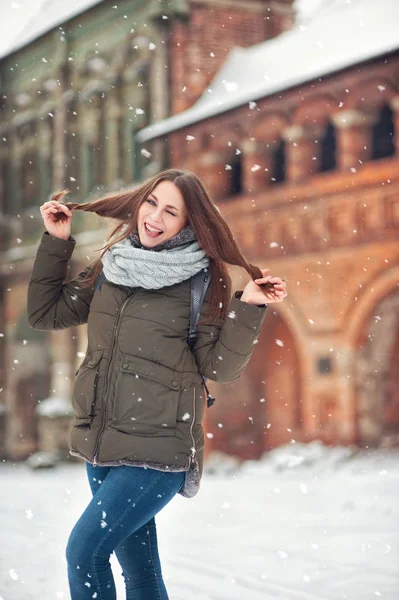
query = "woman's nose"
xmin=151 ymin=207 xmax=163 ymax=222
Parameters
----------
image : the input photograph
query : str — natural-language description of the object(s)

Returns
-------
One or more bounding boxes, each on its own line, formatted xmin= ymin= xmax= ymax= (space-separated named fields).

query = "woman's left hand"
xmin=241 ymin=269 xmax=288 ymax=305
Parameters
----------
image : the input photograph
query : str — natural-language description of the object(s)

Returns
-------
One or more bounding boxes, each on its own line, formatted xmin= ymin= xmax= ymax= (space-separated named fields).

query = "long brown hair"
xmin=51 ymin=169 xmax=266 ymax=323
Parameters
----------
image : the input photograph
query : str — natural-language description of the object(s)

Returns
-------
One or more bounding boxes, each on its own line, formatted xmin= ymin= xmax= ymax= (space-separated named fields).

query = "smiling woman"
xmin=28 ymin=167 xmax=287 ymax=600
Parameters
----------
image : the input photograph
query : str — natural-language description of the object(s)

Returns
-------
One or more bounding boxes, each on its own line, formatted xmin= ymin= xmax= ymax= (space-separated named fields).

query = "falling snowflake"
xmin=275 ymin=339 xmax=284 ymax=347
xmin=182 ymin=412 xmax=191 ymax=421
xmin=228 ymin=310 xmax=236 ymax=319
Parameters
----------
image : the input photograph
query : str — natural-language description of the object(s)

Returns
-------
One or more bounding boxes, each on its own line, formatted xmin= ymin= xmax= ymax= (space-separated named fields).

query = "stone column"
xmin=200 ymin=151 xmax=230 ymax=200
xmin=9 ymin=129 xmax=23 ymax=213
xmin=332 ymin=110 xmax=375 ymax=171
xmin=37 ymin=116 xmax=52 ymax=201
xmin=106 ymin=84 xmax=123 ymax=186
xmin=241 ymin=139 xmax=273 ymax=193
xmin=52 ymin=86 xmax=66 ymax=190
xmin=79 ymin=99 xmax=97 ymax=196
xmin=282 ymin=125 xmax=320 ymax=182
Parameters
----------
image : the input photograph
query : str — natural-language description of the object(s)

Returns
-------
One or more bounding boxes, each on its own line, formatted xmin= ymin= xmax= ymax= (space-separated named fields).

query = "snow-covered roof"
xmin=0 ymin=0 xmax=104 ymax=61
xmin=0 ymin=0 xmax=320 ymax=62
xmin=138 ymin=0 xmax=399 ymax=143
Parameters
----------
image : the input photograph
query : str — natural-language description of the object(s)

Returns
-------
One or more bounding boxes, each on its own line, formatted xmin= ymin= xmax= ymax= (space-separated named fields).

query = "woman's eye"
xmin=167 ymin=211 xmax=176 ymax=216
xmin=147 ymin=199 xmax=156 ymax=205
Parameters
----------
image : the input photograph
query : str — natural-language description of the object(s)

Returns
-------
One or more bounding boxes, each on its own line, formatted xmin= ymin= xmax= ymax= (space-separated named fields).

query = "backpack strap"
xmin=189 ymin=269 xmax=216 ymax=408
xmin=95 ymin=270 xmax=106 ymax=291
xmin=188 ymin=268 xmax=210 ymax=350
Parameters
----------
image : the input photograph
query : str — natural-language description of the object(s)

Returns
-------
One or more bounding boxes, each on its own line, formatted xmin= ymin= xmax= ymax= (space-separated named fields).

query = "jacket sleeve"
xmin=192 ymin=289 xmax=268 ymax=383
xmin=27 ymin=232 xmax=96 ymax=330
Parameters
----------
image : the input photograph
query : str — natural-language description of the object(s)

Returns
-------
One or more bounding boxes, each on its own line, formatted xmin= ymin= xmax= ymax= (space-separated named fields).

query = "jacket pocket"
xmin=71 ymin=349 xmax=103 ymax=422
xmin=112 ymin=355 xmax=180 ymax=437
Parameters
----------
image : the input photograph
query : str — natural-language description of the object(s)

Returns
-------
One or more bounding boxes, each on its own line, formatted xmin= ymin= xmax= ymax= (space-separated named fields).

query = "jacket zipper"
xmin=189 ymin=388 xmax=197 ymax=464
xmin=93 ymin=290 xmax=135 ymax=464
xmin=89 ymin=369 xmax=100 ymax=420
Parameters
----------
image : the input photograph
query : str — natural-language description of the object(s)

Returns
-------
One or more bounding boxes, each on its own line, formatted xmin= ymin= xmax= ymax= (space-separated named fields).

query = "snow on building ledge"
xmin=36 ymin=396 xmax=74 ymax=418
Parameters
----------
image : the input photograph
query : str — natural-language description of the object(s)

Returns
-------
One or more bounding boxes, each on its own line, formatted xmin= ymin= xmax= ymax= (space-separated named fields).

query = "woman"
xmin=27 ymin=169 xmax=287 ymax=599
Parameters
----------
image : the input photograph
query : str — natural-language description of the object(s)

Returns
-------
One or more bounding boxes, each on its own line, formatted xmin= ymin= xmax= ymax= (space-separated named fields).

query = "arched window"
xmin=229 ymin=152 xmax=243 ymax=196
xmin=320 ymin=121 xmax=337 ymax=172
xmin=271 ymin=140 xmax=286 ymax=184
xmin=372 ymin=105 xmax=395 ymax=160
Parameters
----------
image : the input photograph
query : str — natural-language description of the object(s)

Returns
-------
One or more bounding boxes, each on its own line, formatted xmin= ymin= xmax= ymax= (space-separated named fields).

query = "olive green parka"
xmin=27 ymin=232 xmax=267 ymax=497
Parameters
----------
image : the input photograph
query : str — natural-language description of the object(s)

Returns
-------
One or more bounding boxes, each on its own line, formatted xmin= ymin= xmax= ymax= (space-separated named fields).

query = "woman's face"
xmin=137 ymin=180 xmax=188 ymax=248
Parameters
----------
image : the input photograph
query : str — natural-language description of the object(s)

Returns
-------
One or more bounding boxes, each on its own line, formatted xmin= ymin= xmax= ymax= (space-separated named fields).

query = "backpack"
xmin=95 ymin=268 xmax=216 ymax=408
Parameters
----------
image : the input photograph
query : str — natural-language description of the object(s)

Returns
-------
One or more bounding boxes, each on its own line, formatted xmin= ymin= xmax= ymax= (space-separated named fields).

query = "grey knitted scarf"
xmin=101 ymin=225 xmax=209 ymax=289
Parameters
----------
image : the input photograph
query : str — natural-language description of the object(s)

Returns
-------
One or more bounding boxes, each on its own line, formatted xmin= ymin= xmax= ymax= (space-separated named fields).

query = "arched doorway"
xmin=354 ymin=289 xmax=399 ymax=446
xmin=246 ymin=308 xmax=302 ymax=452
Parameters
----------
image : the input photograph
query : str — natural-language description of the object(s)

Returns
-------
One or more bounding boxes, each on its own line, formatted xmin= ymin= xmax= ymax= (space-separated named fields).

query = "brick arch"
xmin=292 ymin=93 xmax=339 ymax=127
xmin=343 ymin=268 xmax=399 ymax=445
xmin=343 ymin=266 xmax=399 ymax=348
xmin=351 ymin=77 xmax=397 ymax=113
xmin=247 ymin=305 xmax=305 ymax=451
xmin=250 ymin=111 xmax=290 ymax=142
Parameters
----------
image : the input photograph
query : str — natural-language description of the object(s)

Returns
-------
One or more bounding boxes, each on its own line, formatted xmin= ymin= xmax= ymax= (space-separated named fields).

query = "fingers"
xmin=40 ymin=201 xmax=72 ymax=217
xmin=254 ymin=271 xmax=288 ymax=302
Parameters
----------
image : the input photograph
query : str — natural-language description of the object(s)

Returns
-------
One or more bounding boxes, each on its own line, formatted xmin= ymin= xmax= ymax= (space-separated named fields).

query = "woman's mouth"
xmin=144 ymin=222 xmax=163 ymax=238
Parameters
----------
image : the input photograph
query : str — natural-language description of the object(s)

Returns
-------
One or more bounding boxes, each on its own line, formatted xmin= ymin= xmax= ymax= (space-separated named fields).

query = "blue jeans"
xmin=66 ymin=462 xmax=185 ymax=600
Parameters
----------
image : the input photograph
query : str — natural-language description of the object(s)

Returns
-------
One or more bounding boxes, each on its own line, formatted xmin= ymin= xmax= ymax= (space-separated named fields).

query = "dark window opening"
xmin=320 ymin=122 xmax=337 ymax=172
xmin=317 ymin=357 xmax=332 ymax=374
xmin=229 ymin=153 xmax=242 ymax=195
xmin=132 ymin=129 xmax=142 ymax=181
xmin=372 ymin=105 xmax=395 ymax=160
xmin=271 ymin=140 xmax=286 ymax=183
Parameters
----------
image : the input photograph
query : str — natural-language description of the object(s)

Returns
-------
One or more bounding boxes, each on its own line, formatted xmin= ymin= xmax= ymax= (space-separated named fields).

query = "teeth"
xmin=146 ymin=223 xmax=162 ymax=233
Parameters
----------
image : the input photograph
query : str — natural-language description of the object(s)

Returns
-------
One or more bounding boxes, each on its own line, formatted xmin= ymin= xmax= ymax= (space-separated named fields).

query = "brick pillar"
xmin=282 ymin=125 xmax=320 ymax=182
xmin=332 ymin=110 xmax=375 ymax=171
xmin=390 ymin=96 xmax=399 ymax=155
xmin=241 ymin=139 xmax=273 ymax=192
xmin=199 ymin=151 xmax=230 ymax=199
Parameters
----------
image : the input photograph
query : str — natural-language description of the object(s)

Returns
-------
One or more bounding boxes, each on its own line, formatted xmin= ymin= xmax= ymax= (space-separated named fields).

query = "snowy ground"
xmin=1 ymin=441 xmax=398 ymax=600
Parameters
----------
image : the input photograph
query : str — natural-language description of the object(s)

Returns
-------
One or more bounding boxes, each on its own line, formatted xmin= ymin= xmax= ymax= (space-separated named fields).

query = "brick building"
xmin=138 ymin=0 xmax=399 ymax=458
xmin=0 ymin=0 xmax=296 ymax=459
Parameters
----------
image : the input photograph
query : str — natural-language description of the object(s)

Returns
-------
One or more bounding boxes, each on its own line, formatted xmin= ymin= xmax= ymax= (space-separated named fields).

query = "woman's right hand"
xmin=39 ymin=200 xmax=72 ymax=240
